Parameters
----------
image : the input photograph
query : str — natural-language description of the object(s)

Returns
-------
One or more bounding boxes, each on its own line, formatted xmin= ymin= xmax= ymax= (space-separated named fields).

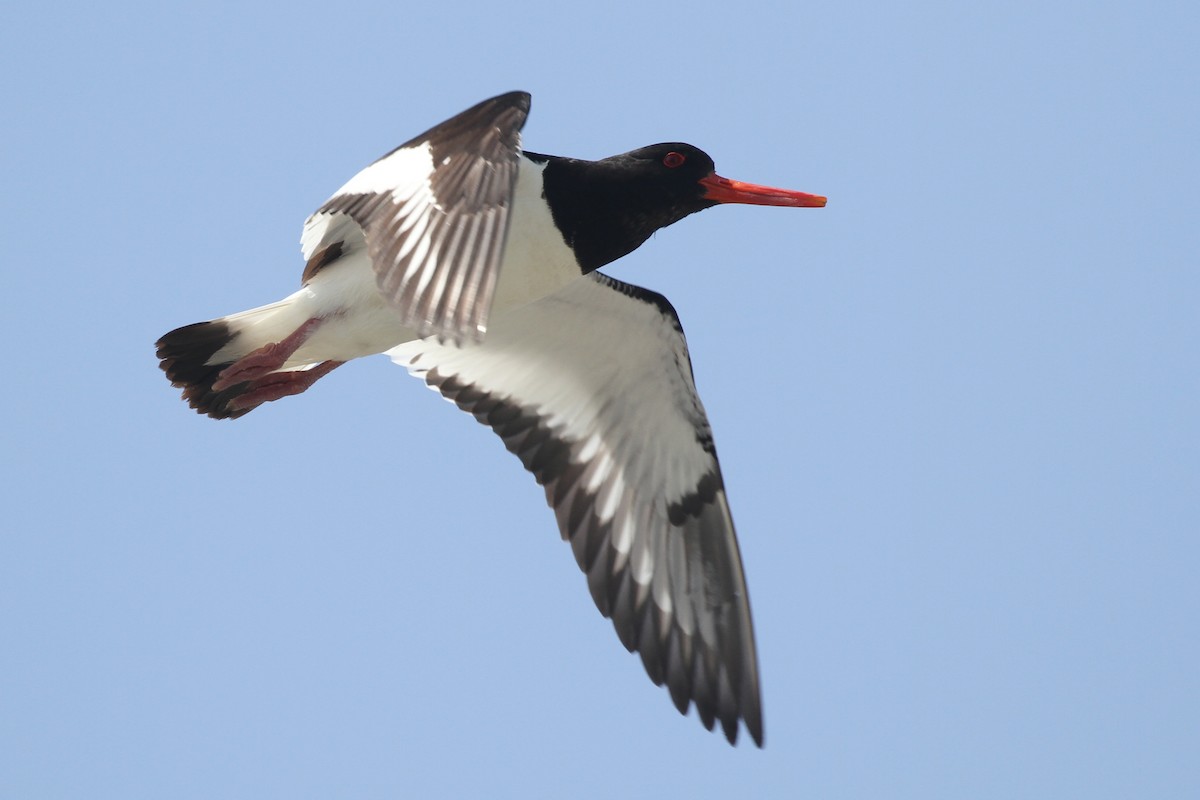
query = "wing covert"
xmin=302 ymin=91 xmax=531 ymax=341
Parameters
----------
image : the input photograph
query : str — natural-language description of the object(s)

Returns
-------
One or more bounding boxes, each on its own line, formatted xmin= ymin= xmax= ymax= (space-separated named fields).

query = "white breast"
xmin=490 ymin=158 xmax=582 ymax=313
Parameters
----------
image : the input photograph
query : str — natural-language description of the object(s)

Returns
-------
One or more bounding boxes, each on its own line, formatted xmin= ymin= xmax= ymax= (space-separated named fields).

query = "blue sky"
xmin=3 ymin=1 xmax=1197 ymax=797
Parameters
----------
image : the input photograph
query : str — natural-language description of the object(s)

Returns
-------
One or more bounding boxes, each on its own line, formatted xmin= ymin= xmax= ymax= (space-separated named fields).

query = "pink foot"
xmin=227 ymin=360 xmax=344 ymax=413
xmin=212 ymin=318 xmax=324 ymax=391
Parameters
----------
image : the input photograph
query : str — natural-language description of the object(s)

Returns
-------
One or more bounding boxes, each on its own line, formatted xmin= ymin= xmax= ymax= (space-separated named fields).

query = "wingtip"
xmin=713 ymin=709 xmax=764 ymax=748
xmin=473 ymin=90 xmax=530 ymax=120
xmin=495 ymin=90 xmax=532 ymax=113
xmin=744 ymin=714 xmax=765 ymax=749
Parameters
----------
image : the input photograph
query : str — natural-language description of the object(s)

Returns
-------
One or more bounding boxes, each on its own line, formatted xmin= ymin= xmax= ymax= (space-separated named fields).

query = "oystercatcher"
xmin=157 ymin=91 xmax=825 ymax=746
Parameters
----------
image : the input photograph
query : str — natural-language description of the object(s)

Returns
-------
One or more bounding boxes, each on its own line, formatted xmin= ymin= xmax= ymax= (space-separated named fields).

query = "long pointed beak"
xmin=699 ymin=173 xmax=827 ymax=207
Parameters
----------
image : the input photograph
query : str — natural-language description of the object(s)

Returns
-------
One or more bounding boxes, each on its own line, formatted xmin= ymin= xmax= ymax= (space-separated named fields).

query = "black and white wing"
xmin=301 ymin=91 xmax=530 ymax=342
xmin=388 ymin=272 xmax=763 ymax=746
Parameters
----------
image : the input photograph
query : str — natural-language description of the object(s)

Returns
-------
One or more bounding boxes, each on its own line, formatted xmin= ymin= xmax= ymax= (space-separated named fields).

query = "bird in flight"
xmin=157 ymin=91 xmax=825 ymax=746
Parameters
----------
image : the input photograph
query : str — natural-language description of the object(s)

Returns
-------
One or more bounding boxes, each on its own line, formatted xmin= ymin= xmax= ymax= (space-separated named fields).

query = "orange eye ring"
xmin=662 ymin=151 xmax=686 ymax=168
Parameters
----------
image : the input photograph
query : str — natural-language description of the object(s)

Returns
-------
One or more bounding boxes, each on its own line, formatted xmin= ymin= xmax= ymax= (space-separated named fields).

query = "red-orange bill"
xmin=699 ymin=173 xmax=827 ymax=207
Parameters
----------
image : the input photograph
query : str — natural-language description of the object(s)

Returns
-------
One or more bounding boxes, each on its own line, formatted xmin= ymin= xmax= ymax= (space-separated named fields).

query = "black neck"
xmin=530 ymin=152 xmax=715 ymax=273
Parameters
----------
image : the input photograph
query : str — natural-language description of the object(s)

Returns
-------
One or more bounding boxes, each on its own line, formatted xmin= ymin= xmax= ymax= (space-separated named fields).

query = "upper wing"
xmin=301 ymin=91 xmax=530 ymax=342
xmin=388 ymin=272 xmax=763 ymax=746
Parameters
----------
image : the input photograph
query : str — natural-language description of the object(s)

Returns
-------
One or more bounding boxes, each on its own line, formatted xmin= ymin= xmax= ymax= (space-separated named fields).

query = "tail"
xmin=156 ymin=318 xmax=255 ymax=419
xmin=156 ymin=297 xmax=309 ymax=419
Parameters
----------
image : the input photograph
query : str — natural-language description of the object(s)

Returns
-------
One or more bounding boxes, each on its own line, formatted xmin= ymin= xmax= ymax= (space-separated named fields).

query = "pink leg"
xmin=212 ymin=318 xmax=324 ymax=391
xmin=227 ymin=360 xmax=345 ymax=413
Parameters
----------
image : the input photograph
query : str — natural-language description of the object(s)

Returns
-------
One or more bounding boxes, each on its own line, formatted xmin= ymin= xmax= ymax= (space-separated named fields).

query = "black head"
xmin=534 ymin=143 xmax=825 ymax=272
xmin=603 ymin=142 xmax=723 ymax=214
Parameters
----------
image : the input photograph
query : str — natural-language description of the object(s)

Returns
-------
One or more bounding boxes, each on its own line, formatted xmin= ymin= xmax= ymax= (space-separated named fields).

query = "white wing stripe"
xmin=387 ymin=271 xmax=763 ymax=746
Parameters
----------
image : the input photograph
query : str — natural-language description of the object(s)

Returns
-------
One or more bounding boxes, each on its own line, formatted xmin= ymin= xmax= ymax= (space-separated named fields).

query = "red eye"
xmin=662 ymin=151 xmax=686 ymax=168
